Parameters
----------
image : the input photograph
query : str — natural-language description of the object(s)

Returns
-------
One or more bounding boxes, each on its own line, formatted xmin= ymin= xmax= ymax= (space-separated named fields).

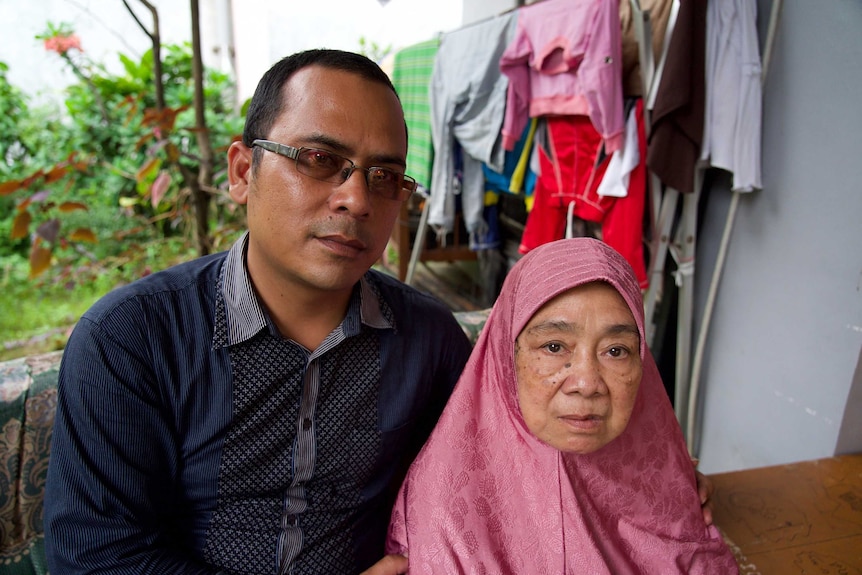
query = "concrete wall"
xmin=694 ymin=0 xmax=862 ymax=473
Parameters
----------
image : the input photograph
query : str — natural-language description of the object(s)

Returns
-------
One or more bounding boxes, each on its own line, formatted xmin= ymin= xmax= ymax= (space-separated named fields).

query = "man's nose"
xmin=328 ymin=168 xmax=372 ymax=217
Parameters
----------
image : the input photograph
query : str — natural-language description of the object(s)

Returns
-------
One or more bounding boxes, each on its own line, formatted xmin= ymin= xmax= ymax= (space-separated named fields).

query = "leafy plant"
xmin=0 ymin=22 xmax=246 ymax=281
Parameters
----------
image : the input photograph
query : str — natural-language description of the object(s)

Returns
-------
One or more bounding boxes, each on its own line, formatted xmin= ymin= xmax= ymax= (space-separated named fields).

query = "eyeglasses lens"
xmin=296 ymin=148 xmax=408 ymax=200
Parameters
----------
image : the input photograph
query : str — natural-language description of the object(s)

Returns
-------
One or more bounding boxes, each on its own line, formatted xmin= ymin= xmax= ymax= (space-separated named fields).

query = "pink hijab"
xmin=387 ymin=238 xmax=737 ymax=574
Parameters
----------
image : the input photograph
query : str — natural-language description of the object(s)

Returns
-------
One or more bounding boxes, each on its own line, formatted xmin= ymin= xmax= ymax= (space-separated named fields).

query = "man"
xmin=45 ymin=49 xmax=469 ymax=574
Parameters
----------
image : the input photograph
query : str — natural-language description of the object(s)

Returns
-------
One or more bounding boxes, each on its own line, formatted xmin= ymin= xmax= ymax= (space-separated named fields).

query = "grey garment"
xmin=428 ymin=12 xmax=517 ymax=235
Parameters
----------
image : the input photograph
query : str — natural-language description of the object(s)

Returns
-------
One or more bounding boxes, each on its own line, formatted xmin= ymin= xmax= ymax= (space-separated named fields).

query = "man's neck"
xmin=278 ymin=289 xmax=352 ymax=351
xmin=255 ymin=275 xmax=356 ymax=352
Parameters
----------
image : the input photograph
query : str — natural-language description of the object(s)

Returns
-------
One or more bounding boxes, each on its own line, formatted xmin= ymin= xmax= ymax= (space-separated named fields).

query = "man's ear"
xmin=228 ymin=140 xmax=253 ymax=205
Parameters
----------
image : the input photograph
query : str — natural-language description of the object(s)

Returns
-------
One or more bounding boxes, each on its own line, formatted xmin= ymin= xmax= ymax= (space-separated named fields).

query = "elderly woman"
xmin=386 ymin=238 xmax=737 ymax=574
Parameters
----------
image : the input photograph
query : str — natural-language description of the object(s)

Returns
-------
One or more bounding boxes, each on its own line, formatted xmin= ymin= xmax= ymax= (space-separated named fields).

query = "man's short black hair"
xmin=242 ymin=49 xmax=400 ymax=150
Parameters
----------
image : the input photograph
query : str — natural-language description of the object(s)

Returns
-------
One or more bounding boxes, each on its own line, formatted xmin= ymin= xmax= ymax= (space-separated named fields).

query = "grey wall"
xmin=694 ymin=0 xmax=862 ymax=473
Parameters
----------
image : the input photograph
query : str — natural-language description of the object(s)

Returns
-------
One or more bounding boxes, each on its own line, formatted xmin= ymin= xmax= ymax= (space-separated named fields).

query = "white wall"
xmin=694 ymin=0 xmax=862 ymax=473
xmin=462 ymin=0 xmax=518 ymax=25
xmin=0 ymin=0 xmax=209 ymax=106
xmin=0 ymin=0 xmax=463 ymax=107
xmin=229 ymin=0 xmax=462 ymax=103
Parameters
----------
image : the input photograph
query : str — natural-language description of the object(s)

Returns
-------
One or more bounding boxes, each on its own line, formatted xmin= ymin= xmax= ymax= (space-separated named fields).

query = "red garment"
xmin=519 ymin=115 xmax=610 ymax=253
xmin=604 ymin=99 xmax=648 ymax=289
xmin=520 ymin=104 xmax=649 ymax=288
xmin=387 ymin=238 xmax=738 ymax=574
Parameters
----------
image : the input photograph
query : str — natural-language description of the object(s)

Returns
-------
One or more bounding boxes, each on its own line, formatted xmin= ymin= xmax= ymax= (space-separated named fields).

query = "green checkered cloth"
xmin=391 ymin=38 xmax=439 ymax=191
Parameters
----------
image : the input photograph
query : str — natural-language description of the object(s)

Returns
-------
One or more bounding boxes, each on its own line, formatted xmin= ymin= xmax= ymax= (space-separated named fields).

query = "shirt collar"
xmin=217 ymin=231 xmax=394 ymax=347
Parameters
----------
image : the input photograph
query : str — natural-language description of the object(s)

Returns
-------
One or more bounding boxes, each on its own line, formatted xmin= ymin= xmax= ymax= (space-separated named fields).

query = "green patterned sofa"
xmin=0 ymin=350 xmax=61 ymax=575
xmin=0 ymin=310 xmax=490 ymax=574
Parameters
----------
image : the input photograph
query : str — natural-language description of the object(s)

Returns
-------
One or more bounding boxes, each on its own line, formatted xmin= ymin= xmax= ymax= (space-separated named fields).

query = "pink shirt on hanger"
xmin=500 ymin=0 xmax=625 ymax=154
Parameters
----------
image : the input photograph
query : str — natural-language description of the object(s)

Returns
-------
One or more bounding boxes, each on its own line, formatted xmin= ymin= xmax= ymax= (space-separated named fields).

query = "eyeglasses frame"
xmin=251 ymin=139 xmax=417 ymax=202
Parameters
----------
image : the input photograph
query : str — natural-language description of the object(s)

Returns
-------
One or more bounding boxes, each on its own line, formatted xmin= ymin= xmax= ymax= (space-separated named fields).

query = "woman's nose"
xmin=561 ymin=353 xmax=606 ymax=397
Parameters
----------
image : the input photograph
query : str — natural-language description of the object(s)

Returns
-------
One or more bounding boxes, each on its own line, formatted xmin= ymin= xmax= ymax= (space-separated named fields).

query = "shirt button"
xmin=302 ymin=418 xmax=312 ymax=430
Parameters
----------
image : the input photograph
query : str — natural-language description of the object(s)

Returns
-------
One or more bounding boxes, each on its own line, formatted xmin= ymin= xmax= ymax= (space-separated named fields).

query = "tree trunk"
xmin=124 ymin=0 xmax=165 ymax=110
xmin=190 ymin=0 xmax=213 ymax=256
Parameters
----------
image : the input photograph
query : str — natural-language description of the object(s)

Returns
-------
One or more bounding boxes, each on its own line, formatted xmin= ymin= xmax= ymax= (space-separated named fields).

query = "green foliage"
xmin=1 ymin=22 xmax=246 ymax=276
xmin=0 ymin=235 xmax=210 ymax=360
xmin=0 ymin=19 xmax=248 ymax=357
xmin=0 ymin=63 xmax=29 ymax=180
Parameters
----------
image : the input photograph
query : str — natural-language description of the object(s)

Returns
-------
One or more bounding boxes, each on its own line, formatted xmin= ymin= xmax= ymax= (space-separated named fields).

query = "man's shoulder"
xmin=84 ymin=251 xmax=228 ymax=322
xmin=365 ymin=269 xmax=472 ymax=354
xmin=366 ymin=269 xmax=456 ymax=318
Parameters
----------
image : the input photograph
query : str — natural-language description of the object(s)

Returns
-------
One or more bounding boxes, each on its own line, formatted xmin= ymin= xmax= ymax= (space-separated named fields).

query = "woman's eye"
xmin=607 ymin=346 xmax=629 ymax=358
xmin=542 ymin=342 xmax=564 ymax=354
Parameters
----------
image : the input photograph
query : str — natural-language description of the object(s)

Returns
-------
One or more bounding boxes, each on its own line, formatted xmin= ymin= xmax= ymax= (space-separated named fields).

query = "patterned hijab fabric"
xmin=387 ymin=238 xmax=737 ymax=574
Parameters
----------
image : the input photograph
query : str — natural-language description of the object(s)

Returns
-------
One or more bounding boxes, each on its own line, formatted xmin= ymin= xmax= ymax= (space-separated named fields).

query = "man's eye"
xmin=368 ymin=167 xmax=399 ymax=183
xmin=307 ymin=151 xmax=336 ymax=167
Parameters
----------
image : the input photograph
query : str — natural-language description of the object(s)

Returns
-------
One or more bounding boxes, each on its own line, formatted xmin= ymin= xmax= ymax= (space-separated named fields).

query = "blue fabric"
xmin=44 ymin=234 xmax=471 ymax=575
xmin=482 ymin=120 xmax=538 ymax=198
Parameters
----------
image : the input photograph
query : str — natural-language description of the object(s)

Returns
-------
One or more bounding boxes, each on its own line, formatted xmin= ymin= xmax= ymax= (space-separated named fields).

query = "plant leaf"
xmin=165 ymin=142 xmax=180 ymax=163
xmin=136 ymin=157 xmax=161 ymax=182
xmin=30 ymin=190 xmax=51 ymax=203
xmin=29 ymin=241 xmax=52 ymax=278
xmin=11 ymin=211 xmax=32 ymax=239
xmin=36 ymin=218 xmax=61 ymax=243
xmin=43 ymin=164 xmax=69 ymax=184
xmin=69 ymin=228 xmax=97 ymax=242
xmin=0 ymin=179 xmax=24 ymax=196
xmin=59 ymin=201 xmax=88 ymax=212
xmin=151 ymin=171 xmax=171 ymax=208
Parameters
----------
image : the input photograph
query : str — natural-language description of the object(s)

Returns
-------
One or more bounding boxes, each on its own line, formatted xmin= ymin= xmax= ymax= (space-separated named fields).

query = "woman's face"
xmin=514 ymin=282 xmax=643 ymax=454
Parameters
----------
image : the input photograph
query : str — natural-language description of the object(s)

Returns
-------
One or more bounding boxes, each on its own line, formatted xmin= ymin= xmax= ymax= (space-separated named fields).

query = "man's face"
xmin=228 ymin=65 xmax=407 ymax=298
xmin=514 ymin=282 xmax=643 ymax=454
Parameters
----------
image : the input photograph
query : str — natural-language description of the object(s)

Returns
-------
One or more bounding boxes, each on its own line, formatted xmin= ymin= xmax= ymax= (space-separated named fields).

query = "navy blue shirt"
xmin=45 ymin=233 xmax=472 ymax=575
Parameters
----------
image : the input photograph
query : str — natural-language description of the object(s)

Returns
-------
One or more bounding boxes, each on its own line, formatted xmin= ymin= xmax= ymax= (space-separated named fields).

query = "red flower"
xmin=44 ymin=34 xmax=83 ymax=55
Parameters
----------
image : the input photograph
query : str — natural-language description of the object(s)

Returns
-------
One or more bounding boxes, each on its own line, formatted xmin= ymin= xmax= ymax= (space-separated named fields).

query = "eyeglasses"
xmin=252 ymin=139 xmax=417 ymax=202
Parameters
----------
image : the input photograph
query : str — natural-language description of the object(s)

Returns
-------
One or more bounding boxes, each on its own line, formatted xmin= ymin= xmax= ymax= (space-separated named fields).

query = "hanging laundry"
xmin=646 ymin=0 xmax=708 ymax=194
xmin=604 ymin=99 xmax=649 ymax=289
xmin=499 ymin=0 xmax=625 ymax=155
xmin=428 ymin=12 xmax=518 ymax=240
xmin=619 ymin=0 xmax=675 ymax=98
xmin=475 ymin=119 xmax=540 ymax=300
xmin=520 ymin=101 xmax=649 ymax=289
xmin=391 ymin=38 xmax=440 ymax=192
xmin=519 ymin=115 xmax=610 ymax=252
xmin=700 ymin=0 xmax=763 ymax=192
xmin=597 ymin=100 xmax=641 ymax=198
xmin=481 ymin=118 xmax=539 ymax=199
